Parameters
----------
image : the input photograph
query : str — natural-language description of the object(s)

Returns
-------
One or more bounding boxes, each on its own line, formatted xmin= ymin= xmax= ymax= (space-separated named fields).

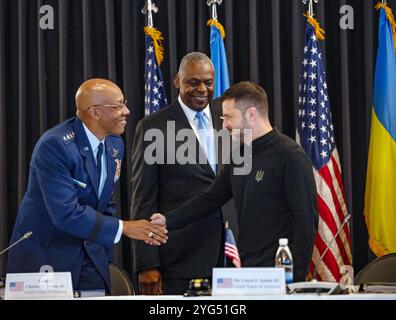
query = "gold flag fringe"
xmin=304 ymin=13 xmax=325 ymax=41
xmin=364 ymin=208 xmax=389 ymax=257
xmin=375 ymin=2 xmax=396 ymax=55
xmin=207 ymin=19 xmax=226 ymax=39
xmin=144 ymin=26 xmax=165 ymax=65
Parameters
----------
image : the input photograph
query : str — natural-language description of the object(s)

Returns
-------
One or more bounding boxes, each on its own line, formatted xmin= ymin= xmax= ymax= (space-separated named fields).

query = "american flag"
xmin=144 ymin=29 xmax=167 ymax=116
xmin=296 ymin=19 xmax=352 ymax=282
xmin=9 ymin=281 xmax=24 ymax=292
xmin=217 ymin=278 xmax=233 ymax=288
xmin=224 ymin=224 xmax=241 ymax=268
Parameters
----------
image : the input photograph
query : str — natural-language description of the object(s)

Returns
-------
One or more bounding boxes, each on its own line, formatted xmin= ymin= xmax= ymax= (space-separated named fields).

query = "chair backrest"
xmin=109 ymin=263 xmax=135 ymax=296
xmin=354 ymin=253 xmax=396 ymax=284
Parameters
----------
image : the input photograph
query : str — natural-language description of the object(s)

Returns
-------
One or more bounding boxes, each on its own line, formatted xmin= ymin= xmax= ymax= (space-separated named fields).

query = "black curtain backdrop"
xmin=1 ymin=0 xmax=393 ymax=281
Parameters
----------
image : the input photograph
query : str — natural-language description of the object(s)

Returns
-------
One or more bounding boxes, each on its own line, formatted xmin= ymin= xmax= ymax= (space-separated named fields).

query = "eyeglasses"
xmin=88 ymin=100 xmax=127 ymax=112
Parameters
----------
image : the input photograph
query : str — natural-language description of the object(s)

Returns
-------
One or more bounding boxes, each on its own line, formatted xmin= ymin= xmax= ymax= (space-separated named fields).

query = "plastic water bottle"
xmin=275 ymin=238 xmax=293 ymax=285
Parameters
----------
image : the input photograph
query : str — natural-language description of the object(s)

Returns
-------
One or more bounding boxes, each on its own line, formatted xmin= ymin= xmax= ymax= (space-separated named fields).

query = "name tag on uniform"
xmin=212 ymin=268 xmax=286 ymax=296
xmin=5 ymin=272 xmax=73 ymax=300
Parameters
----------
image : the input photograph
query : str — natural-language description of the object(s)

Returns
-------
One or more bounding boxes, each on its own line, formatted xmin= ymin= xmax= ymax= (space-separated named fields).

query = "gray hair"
xmin=178 ymin=52 xmax=214 ymax=76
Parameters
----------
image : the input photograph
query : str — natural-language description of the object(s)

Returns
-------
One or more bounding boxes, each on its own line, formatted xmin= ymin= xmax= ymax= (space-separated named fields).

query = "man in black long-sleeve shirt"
xmin=152 ymin=81 xmax=318 ymax=282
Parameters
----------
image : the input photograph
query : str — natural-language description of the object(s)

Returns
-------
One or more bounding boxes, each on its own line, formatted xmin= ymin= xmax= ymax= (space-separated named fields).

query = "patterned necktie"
xmin=96 ymin=143 xmax=103 ymax=189
xmin=195 ymin=111 xmax=216 ymax=173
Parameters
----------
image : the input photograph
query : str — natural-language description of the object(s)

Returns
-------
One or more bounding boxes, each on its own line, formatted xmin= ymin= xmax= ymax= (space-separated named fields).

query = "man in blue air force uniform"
xmin=7 ymin=79 xmax=168 ymax=293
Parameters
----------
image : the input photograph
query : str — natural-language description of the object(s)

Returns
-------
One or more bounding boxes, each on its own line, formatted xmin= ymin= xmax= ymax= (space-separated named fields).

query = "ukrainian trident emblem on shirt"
xmin=255 ymin=170 xmax=264 ymax=183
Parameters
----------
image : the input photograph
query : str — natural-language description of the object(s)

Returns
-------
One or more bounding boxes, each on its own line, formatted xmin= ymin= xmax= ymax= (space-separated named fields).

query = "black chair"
xmin=354 ymin=253 xmax=396 ymax=284
xmin=109 ymin=263 xmax=135 ymax=296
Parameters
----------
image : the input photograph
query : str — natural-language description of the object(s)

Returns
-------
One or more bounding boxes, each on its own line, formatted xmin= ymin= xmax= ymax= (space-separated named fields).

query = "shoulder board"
xmin=61 ymin=131 xmax=76 ymax=144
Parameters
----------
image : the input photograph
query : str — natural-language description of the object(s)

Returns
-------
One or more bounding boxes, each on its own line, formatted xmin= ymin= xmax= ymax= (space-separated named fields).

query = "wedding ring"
xmin=148 ymin=231 xmax=155 ymax=238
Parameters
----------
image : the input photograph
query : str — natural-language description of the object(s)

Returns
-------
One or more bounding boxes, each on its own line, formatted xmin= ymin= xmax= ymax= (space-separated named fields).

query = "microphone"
xmin=288 ymin=214 xmax=351 ymax=295
xmin=0 ymin=231 xmax=33 ymax=257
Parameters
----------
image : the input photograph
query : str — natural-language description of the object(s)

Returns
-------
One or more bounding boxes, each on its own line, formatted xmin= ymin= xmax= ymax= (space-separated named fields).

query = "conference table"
xmin=2 ymin=287 xmax=396 ymax=300
xmin=82 ymin=293 xmax=396 ymax=300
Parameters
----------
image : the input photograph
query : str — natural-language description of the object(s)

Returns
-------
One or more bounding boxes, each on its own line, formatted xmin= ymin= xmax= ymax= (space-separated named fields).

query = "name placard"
xmin=212 ymin=268 xmax=286 ymax=296
xmin=5 ymin=272 xmax=73 ymax=300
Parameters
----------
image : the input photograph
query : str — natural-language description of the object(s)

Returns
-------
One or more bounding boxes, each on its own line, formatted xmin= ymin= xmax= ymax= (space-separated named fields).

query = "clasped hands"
xmin=122 ymin=213 xmax=167 ymax=246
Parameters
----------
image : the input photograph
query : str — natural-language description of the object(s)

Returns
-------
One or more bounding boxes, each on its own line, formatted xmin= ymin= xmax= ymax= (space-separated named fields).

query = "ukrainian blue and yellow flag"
xmin=207 ymin=19 xmax=230 ymax=98
xmin=364 ymin=3 xmax=396 ymax=256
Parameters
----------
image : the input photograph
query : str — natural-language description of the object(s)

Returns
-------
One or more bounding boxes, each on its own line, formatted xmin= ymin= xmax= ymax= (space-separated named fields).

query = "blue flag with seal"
xmin=208 ymin=19 xmax=230 ymax=98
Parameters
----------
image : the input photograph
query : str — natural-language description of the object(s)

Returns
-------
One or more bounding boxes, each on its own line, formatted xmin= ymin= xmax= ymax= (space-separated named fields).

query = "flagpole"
xmin=302 ymin=0 xmax=318 ymax=16
xmin=207 ymin=0 xmax=222 ymax=21
xmin=141 ymin=0 xmax=158 ymax=27
xmin=224 ymin=220 xmax=228 ymax=267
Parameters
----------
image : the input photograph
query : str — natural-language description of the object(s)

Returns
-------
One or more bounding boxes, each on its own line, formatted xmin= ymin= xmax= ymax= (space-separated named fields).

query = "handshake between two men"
xmin=150 ymin=213 xmax=166 ymax=227
xmin=122 ymin=214 xmax=167 ymax=246
xmin=130 ymin=213 xmax=167 ymax=246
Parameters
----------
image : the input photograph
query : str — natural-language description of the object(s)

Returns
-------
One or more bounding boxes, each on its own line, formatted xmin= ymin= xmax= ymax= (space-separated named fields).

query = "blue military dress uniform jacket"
xmin=6 ymin=117 xmax=124 ymax=290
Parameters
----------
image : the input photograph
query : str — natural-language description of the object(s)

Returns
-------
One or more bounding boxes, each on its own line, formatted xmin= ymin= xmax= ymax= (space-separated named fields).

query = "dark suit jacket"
xmin=131 ymin=101 xmax=225 ymax=280
xmin=7 ymin=117 xmax=123 ymax=290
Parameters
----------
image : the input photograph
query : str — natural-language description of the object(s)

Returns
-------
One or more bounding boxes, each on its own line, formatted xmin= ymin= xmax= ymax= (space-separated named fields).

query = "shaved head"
xmin=76 ymin=78 xmax=123 ymax=113
xmin=75 ymin=78 xmax=129 ymax=140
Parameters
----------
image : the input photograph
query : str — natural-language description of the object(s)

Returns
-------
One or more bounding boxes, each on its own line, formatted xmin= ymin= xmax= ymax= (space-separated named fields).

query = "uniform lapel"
xmin=72 ymin=119 xmax=100 ymax=198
